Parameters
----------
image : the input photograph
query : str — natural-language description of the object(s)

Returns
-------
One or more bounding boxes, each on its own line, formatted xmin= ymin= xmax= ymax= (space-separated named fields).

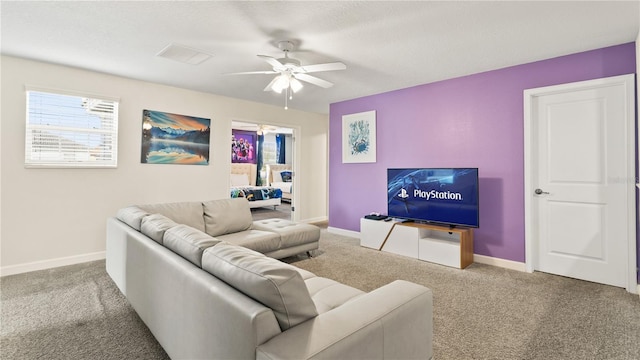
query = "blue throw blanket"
xmin=231 ymin=187 xmax=282 ymax=201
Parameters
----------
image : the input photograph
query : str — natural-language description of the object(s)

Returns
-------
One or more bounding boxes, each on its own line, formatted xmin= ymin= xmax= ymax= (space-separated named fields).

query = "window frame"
xmin=24 ymin=85 xmax=120 ymax=169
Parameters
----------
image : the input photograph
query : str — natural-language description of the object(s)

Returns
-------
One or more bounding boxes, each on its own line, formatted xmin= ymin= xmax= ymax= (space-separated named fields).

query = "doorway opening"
xmin=231 ymin=120 xmax=296 ymax=221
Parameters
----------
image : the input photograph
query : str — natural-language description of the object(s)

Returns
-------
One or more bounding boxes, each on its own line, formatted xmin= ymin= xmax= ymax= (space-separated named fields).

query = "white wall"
xmin=0 ymin=56 xmax=328 ymax=274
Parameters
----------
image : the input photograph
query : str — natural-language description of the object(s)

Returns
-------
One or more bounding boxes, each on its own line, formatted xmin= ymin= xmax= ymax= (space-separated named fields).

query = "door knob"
xmin=534 ymin=188 xmax=549 ymax=195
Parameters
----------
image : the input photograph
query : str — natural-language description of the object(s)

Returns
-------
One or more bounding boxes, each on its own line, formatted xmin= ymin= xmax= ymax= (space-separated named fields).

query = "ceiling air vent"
xmin=156 ymin=43 xmax=212 ymax=65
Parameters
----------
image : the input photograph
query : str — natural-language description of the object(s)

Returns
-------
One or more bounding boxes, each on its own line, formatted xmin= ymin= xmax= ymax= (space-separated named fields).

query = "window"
xmin=25 ymin=88 xmax=119 ymax=168
xmin=262 ymin=141 xmax=277 ymax=165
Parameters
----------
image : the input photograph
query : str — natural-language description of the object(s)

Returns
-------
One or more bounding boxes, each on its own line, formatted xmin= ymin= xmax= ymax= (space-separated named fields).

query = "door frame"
xmin=289 ymin=124 xmax=301 ymax=222
xmin=230 ymin=120 xmax=301 ymax=222
xmin=523 ymin=74 xmax=637 ymax=293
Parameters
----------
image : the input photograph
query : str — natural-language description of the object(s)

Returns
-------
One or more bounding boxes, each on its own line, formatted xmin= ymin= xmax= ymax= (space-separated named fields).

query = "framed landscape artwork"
xmin=141 ymin=109 xmax=211 ymax=165
xmin=342 ymin=110 xmax=376 ymax=163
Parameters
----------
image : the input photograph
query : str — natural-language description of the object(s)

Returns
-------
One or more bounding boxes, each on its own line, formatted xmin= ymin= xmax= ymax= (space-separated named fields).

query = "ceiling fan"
xmin=227 ymin=40 xmax=347 ymax=109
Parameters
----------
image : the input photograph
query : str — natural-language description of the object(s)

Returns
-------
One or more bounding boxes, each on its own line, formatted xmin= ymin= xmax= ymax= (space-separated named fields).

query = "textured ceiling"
xmin=1 ymin=1 xmax=638 ymax=114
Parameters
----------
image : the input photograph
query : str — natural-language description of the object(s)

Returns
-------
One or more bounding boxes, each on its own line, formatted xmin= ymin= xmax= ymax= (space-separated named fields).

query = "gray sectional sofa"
xmin=106 ymin=198 xmax=433 ymax=359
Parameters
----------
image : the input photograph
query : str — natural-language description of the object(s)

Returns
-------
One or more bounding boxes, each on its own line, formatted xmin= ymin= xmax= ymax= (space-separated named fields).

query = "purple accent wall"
xmin=329 ymin=43 xmax=636 ymax=266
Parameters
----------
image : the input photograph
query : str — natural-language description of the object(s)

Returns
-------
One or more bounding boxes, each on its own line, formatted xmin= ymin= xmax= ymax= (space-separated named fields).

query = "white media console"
xmin=360 ymin=218 xmax=474 ymax=269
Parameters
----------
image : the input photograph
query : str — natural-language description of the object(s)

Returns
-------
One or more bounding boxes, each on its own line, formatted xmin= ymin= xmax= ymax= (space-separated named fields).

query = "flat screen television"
xmin=387 ymin=168 xmax=479 ymax=228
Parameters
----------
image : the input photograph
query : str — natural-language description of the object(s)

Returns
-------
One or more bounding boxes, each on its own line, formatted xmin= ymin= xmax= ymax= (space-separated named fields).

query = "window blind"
xmin=25 ymin=90 xmax=119 ymax=168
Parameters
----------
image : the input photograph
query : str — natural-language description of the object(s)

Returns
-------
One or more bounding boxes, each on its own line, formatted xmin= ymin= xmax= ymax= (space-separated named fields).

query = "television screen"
xmin=387 ymin=168 xmax=479 ymax=228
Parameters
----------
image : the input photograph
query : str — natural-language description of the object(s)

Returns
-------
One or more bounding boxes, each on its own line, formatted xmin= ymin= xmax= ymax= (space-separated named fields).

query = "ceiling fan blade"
xmin=263 ymin=76 xmax=280 ymax=92
xmin=300 ymin=62 xmax=346 ymax=73
xmin=294 ymin=73 xmax=334 ymax=88
xmin=224 ymin=70 xmax=278 ymax=75
xmin=257 ymin=55 xmax=284 ymax=70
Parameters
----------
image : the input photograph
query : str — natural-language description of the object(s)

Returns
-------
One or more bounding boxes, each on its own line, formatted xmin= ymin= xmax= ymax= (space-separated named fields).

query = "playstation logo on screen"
xmin=398 ymin=188 xmax=409 ymax=199
xmin=398 ymin=187 xmax=463 ymax=201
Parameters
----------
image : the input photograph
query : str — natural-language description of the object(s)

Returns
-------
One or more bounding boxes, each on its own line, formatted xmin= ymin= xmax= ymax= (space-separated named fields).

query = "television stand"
xmin=360 ymin=218 xmax=474 ymax=269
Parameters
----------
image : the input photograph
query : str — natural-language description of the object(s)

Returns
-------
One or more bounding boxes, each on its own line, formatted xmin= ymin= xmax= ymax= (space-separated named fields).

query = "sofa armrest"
xmin=256 ymin=280 xmax=433 ymax=360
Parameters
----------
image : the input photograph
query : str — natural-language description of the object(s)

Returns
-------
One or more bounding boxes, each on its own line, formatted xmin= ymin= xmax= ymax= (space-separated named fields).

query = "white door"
xmin=524 ymin=74 xmax=636 ymax=292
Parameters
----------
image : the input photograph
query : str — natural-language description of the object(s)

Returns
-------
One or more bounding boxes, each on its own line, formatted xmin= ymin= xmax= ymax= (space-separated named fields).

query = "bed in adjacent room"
xmin=267 ymin=164 xmax=293 ymax=203
xmin=230 ymin=164 xmax=282 ymax=209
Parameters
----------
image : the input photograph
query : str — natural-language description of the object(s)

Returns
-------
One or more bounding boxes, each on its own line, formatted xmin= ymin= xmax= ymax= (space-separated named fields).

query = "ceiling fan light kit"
xmin=228 ymin=40 xmax=347 ymax=109
xmin=271 ymin=75 xmax=288 ymax=94
xmin=269 ymin=73 xmax=302 ymax=94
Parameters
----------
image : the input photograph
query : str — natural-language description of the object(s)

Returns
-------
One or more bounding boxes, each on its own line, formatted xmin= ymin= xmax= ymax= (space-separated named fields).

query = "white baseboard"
xmin=327 ymin=226 xmax=360 ymax=239
xmin=0 ymin=251 xmax=106 ymax=277
xmin=327 ymin=226 xmax=527 ymax=271
xmin=473 ymin=254 xmax=526 ymax=272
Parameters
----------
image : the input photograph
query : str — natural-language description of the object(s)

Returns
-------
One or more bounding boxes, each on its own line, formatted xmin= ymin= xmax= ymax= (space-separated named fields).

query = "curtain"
xmin=276 ymin=133 xmax=286 ymax=164
xmin=256 ymin=133 xmax=264 ymax=185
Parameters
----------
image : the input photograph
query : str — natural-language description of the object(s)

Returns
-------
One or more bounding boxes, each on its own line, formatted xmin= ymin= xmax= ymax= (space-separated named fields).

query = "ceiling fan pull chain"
xmin=284 ymin=88 xmax=289 ymax=110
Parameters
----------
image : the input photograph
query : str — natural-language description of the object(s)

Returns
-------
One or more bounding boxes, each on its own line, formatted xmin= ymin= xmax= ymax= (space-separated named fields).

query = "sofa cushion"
xmin=304 ymin=277 xmax=365 ymax=314
xmin=252 ymin=219 xmax=320 ymax=247
xmin=295 ymin=268 xmax=317 ymax=281
xmin=138 ymin=201 xmax=205 ymax=232
xmin=216 ymin=230 xmax=281 ymax=254
xmin=163 ymin=224 xmax=220 ymax=267
xmin=203 ymin=198 xmax=252 ymax=237
xmin=116 ymin=206 xmax=150 ymax=231
xmin=201 ymin=242 xmax=318 ymax=331
xmin=140 ymin=214 xmax=178 ymax=244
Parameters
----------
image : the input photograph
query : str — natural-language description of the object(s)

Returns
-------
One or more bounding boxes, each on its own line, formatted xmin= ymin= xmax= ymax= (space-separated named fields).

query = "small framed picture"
xmin=342 ymin=110 xmax=376 ymax=163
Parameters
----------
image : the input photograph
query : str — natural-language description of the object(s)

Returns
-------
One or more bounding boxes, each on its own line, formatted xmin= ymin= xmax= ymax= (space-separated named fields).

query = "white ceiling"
xmin=1 ymin=1 xmax=638 ymax=114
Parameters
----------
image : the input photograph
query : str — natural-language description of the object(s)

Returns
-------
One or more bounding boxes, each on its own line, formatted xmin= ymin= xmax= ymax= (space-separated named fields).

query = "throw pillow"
xmin=271 ymin=170 xmax=283 ymax=183
xmin=202 ymin=198 xmax=252 ymax=237
xmin=280 ymin=171 xmax=292 ymax=182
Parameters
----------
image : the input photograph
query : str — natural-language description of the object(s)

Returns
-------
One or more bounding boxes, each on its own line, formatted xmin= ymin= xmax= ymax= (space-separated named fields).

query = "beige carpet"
xmin=285 ymin=230 xmax=640 ymax=360
xmin=251 ymin=201 xmax=291 ymax=221
xmin=2 ymin=228 xmax=639 ymax=359
xmin=1 ymin=260 xmax=168 ymax=360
